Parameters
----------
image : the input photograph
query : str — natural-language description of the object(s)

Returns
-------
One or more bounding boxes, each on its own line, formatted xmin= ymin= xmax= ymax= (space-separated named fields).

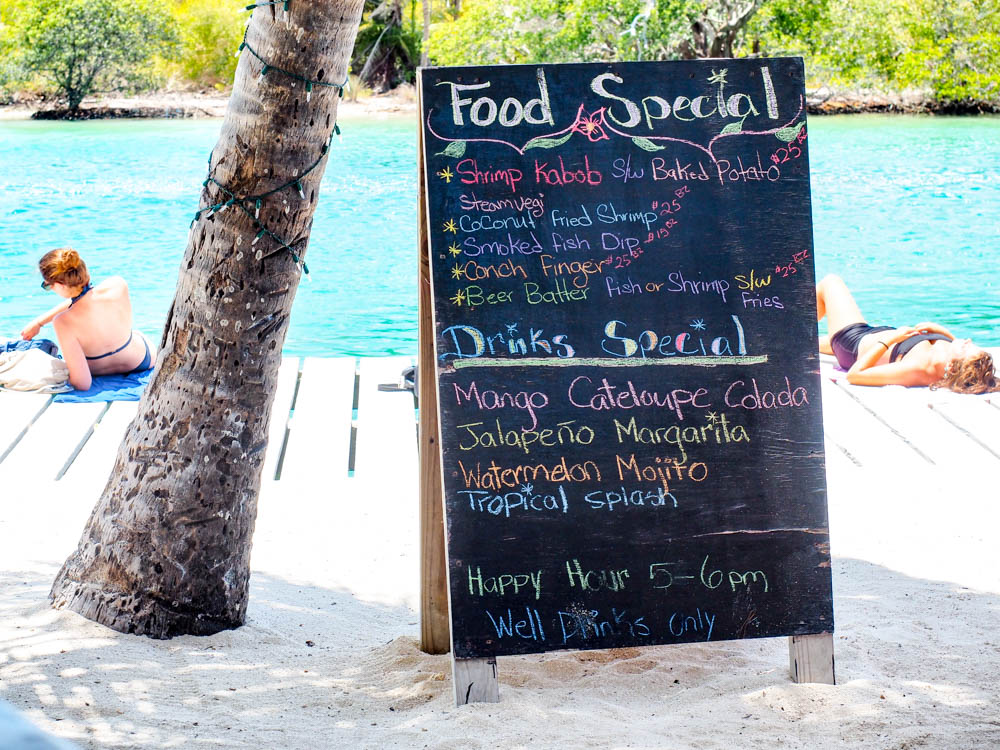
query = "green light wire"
xmin=237 ymin=30 xmax=349 ymax=97
xmin=190 ymin=129 xmax=338 ymax=276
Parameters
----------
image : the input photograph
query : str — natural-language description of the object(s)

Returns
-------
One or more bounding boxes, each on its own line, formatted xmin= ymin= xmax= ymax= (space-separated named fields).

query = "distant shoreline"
xmin=0 ymin=89 xmax=419 ymax=121
xmin=2 ymin=85 xmax=996 ymax=121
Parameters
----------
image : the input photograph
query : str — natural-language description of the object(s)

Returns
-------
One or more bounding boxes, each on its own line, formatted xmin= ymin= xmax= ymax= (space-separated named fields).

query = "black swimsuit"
xmin=890 ymin=333 xmax=951 ymax=362
xmin=830 ymin=322 xmax=951 ymax=369
xmin=829 ymin=323 xmax=894 ymax=369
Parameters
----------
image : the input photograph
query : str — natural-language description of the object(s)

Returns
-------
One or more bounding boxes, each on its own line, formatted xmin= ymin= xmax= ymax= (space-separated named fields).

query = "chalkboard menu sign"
xmin=419 ymin=59 xmax=833 ymax=660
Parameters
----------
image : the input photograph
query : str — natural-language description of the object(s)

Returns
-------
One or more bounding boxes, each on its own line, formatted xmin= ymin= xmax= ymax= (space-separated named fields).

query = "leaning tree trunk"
xmin=49 ymin=0 xmax=365 ymax=638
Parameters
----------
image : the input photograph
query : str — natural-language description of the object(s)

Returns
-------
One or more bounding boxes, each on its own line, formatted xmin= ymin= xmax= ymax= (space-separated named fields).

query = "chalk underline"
xmin=451 ymin=355 xmax=769 ymax=369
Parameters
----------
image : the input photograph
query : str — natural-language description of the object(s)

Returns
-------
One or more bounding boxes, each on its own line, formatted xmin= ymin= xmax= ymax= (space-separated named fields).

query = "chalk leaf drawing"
xmin=774 ymin=122 xmax=805 ymax=142
xmin=523 ymin=132 xmax=574 ymax=151
xmin=720 ymin=117 xmax=746 ymax=136
xmin=631 ymin=136 xmax=666 ymax=152
xmin=437 ymin=140 xmax=467 ymax=158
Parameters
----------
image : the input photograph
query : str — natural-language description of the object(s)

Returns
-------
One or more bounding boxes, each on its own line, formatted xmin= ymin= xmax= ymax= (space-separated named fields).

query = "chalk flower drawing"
xmin=690 ymin=319 xmax=707 ymax=330
xmin=570 ymin=108 xmax=610 ymax=142
xmin=447 ymin=243 xmax=462 ymax=256
xmin=437 ymin=166 xmax=454 ymax=182
xmin=443 ymin=219 xmax=458 ymax=234
xmin=449 ymin=289 xmax=466 ymax=306
xmin=705 ymin=411 xmax=718 ymax=426
xmin=450 ymin=265 xmax=464 ymax=279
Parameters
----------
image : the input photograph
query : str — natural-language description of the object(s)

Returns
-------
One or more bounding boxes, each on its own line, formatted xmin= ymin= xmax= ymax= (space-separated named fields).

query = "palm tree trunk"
xmin=49 ymin=0 xmax=365 ymax=639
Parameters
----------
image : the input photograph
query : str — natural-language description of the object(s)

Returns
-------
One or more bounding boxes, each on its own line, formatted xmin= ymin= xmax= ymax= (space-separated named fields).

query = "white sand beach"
xmin=2 ymin=436 xmax=999 ymax=750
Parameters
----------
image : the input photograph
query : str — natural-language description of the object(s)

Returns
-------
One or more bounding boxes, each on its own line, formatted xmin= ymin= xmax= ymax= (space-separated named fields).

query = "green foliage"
xmin=748 ymin=0 xmax=1000 ymax=105
xmin=426 ymin=0 xmax=672 ymax=65
xmin=16 ymin=0 xmax=178 ymax=109
xmin=896 ymin=0 xmax=1000 ymax=105
xmin=168 ymin=0 xmax=244 ymax=87
xmin=2 ymin=0 xmax=997 ymax=107
xmin=0 ymin=0 xmax=32 ymax=100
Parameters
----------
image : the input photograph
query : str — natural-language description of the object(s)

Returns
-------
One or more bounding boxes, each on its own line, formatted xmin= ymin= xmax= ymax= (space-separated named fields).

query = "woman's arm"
xmin=912 ymin=321 xmax=955 ymax=340
xmin=845 ymin=327 xmax=934 ymax=386
xmin=20 ymin=299 xmax=71 ymax=340
xmin=52 ymin=317 xmax=92 ymax=391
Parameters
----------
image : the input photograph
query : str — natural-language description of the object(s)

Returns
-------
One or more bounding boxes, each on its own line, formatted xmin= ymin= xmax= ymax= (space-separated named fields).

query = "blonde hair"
xmin=39 ymin=247 xmax=90 ymax=289
xmin=931 ymin=351 xmax=1000 ymax=394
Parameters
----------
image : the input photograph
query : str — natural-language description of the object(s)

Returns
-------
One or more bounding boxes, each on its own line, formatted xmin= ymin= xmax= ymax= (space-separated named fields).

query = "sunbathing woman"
xmin=817 ymin=274 xmax=997 ymax=393
xmin=20 ymin=248 xmax=156 ymax=391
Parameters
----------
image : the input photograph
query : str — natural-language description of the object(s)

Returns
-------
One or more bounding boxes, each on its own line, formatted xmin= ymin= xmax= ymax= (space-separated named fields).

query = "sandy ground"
xmin=0 ymin=90 xmax=417 ymax=121
xmin=1 ymin=450 xmax=999 ymax=750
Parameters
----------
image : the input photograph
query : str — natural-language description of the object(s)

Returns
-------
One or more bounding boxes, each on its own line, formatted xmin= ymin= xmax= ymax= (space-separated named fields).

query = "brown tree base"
xmin=50 ymin=578 xmax=244 ymax=640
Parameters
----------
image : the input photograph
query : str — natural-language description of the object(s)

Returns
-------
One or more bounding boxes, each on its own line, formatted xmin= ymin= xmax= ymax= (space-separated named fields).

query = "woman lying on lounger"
xmin=817 ymin=274 xmax=998 ymax=393
xmin=20 ymin=248 xmax=155 ymax=390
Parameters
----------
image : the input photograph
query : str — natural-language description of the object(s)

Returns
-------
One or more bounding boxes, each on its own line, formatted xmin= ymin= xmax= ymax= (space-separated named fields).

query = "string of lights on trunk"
xmin=189 ymin=0 xmax=349 ymax=278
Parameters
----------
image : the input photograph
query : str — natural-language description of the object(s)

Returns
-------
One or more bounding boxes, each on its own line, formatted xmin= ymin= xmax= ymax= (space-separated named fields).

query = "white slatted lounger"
xmin=928 ymin=397 xmax=1000 ymax=459
xmin=260 ymin=356 xmax=302 ymax=483
xmin=819 ymin=378 xmax=935 ymax=470
xmin=59 ymin=401 xmax=140 ymax=492
xmin=348 ymin=356 xmax=420 ymax=604
xmin=353 ymin=355 xmax=417 ymax=480
xmin=277 ymin=356 xmax=356 ymax=482
xmin=834 ymin=381 xmax=1000 ymax=471
xmin=2 ymin=400 xmax=106 ymax=480
xmin=0 ymin=392 xmax=51 ymax=463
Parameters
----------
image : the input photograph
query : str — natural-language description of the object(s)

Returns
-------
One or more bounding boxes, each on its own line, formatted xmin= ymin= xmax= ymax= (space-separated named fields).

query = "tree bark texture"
xmin=49 ymin=0 xmax=365 ymax=639
xmin=678 ymin=0 xmax=761 ymax=59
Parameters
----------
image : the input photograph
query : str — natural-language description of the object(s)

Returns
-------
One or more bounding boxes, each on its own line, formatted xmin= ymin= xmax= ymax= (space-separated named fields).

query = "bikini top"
xmin=890 ymin=333 xmax=951 ymax=363
xmin=69 ymin=283 xmax=92 ymax=306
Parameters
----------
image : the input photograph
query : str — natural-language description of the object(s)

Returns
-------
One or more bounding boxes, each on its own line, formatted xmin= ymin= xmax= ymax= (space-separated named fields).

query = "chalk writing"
xmin=422 ymin=59 xmax=832 ymax=660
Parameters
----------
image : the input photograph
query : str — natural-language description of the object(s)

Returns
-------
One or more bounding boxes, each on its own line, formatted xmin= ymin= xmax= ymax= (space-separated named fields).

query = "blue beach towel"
xmin=54 ymin=369 xmax=153 ymax=403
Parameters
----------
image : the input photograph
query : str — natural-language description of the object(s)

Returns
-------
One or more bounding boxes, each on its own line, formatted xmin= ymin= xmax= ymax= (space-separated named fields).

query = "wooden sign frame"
xmin=415 ymin=61 xmax=835 ymax=705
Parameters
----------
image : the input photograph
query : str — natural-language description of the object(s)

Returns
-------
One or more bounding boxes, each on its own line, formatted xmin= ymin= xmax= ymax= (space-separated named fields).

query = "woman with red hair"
xmin=20 ymin=247 xmax=155 ymax=391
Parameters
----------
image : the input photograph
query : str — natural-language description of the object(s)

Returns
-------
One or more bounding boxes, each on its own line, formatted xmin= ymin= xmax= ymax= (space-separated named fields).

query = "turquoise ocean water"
xmin=1 ymin=114 xmax=998 ymax=354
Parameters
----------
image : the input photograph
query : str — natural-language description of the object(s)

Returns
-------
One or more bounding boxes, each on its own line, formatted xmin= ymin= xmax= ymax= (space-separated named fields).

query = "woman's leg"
xmin=816 ymin=274 xmax=866 ymax=334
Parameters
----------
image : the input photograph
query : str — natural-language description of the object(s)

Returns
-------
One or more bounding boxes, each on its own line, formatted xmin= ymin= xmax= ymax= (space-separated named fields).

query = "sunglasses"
xmin=40 ymin=280 xmax=53 ymax=290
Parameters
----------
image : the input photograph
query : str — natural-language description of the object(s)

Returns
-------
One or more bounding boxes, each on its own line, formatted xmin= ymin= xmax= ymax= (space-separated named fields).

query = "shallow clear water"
xmin=1 ymin=114 xmax=998 ymax=354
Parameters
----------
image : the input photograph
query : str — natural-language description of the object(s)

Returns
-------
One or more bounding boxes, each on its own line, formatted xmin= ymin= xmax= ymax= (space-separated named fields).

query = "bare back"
xmin=52 ymin=277 xmax=154 ymax=385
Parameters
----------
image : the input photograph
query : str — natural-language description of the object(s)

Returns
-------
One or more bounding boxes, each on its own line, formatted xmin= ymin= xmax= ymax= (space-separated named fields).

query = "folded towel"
xmin=54 ymin=369 xmax=153 ymax=403
xmin=0 ymin=337 xmax=60 ymax=357
xmin=0 ymin=348 xmax=72 ymax=393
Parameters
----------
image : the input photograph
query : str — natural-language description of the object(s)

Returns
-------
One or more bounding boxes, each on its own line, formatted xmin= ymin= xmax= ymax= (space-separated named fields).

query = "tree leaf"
xmin=436 ymin=140 xmax=466 ymax=158
xmin=774 ymin=122 xmax=805 ymax=142
xmin=631 ymin=136 xmax=665 ymax=152
xmin=720 ymin=120 xmax=744 ymax=135
xmin=523 ymin=132 xmax=574 ymax=150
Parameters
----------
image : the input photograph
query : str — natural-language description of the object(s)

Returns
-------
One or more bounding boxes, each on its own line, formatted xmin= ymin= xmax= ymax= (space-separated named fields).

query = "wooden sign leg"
xmin=416 ymin=75 xmax=451 ymax=656
xmin=788 ymin=634 xmax=836 ymax=684
xmin=453 ymin=656 xmax=500 ymax=705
